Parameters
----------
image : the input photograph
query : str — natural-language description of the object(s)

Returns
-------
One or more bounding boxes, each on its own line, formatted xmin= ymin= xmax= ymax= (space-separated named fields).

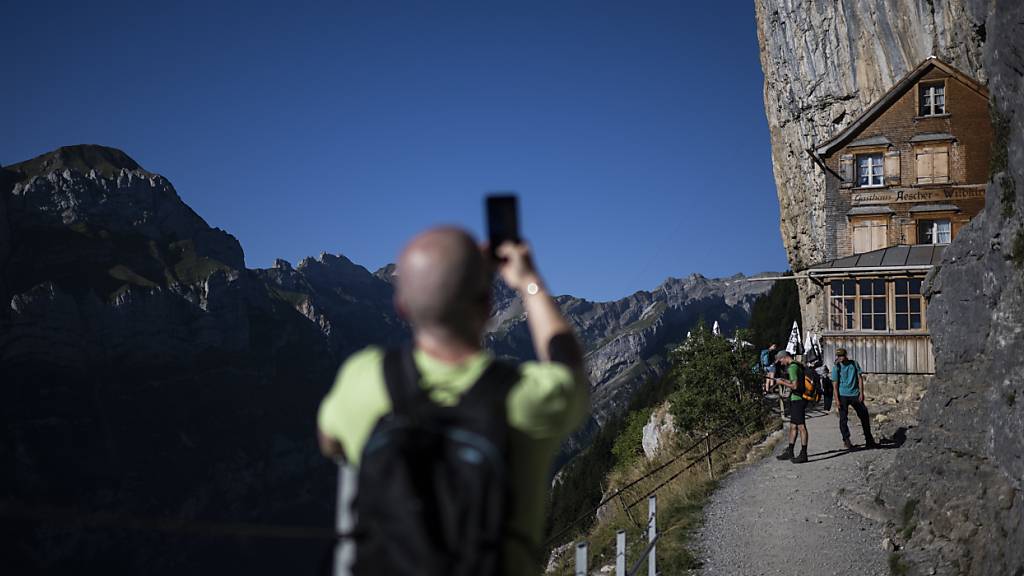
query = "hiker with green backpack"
xmin=772 ymin=350 xmax=818 ymax=464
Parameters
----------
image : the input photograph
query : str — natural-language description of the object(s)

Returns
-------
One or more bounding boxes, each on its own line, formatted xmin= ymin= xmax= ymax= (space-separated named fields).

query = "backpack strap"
xmin=455 ymin=359 xmax=520 ymax=414
xmin=382 ymin=346 xmax=429 ymax=417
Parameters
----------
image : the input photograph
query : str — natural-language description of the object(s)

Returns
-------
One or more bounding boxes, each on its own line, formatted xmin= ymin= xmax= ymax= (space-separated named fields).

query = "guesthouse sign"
xmin=851 ymin=186 xmax=985 ymax=206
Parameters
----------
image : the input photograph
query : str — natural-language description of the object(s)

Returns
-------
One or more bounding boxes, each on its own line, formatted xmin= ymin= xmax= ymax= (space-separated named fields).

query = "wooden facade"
xmin=821 ymin=335 xmax=934 ymax=375
xmin=805 ymin=58 xmax=991 ymax=378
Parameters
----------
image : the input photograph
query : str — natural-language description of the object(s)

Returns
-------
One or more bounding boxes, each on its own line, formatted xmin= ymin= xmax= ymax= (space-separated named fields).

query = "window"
xmin=857 ymin=153 xmax=884 ymax=187
xmin=828 ymin=277 xmax=929 ymax=333
xmin=915 ymin=145 xmax=949 ymax=184
xmin=829 ymin=280 xmax=856 ymax=331
xmin=851 ymin=217 xmax=889 ymax=253
xmin=919 ymin=82 xmax=945 ymax=116
xmin=917 ymin=219 xmax=952 ymax=245
xmin=859 ymin=279 xmax=887 ymax=331
xmin=894 ymin=279 xmax=924 ymax=330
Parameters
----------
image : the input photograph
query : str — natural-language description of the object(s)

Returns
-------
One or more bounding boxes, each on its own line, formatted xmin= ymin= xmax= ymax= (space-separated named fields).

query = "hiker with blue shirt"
xmin=831 ymin=348 xmax=877 ymax=450
xmin=760 ymin=343 xmax=778 ymax=393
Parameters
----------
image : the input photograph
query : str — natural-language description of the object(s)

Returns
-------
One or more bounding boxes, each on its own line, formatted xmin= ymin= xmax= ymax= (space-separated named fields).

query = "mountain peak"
xmin=6 ymin=144 xmax=147 ymax=181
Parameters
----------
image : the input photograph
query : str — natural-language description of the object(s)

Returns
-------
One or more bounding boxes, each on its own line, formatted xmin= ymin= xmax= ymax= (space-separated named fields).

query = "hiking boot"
xmin=791 ymin=450 xmax=808 ymax=464
xmin=865 ymin=438 xmax=878 ymax=449
xmin=842 ymin=439 xmax=854 ymax=450
xmin=776 ymin=446 xmax=794 ymax=460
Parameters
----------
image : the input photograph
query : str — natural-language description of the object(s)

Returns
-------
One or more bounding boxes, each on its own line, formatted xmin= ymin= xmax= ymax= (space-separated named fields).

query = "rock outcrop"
xmin=641 ymin=403 xmax=677 ymax=461
xmin=755 ymin=0 xmax=986 ymax=331
xmin=876 ymin=2 xmax=1024 ymax=574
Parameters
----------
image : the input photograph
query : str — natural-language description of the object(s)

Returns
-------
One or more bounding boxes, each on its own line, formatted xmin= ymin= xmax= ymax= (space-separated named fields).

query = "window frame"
xmin=894 ymin=278 xmax=927 ymax=332
xmin=918 ymin=81 xmax=947 ymax=117
xmin=855 ymin=153 xmax=885 ymax=188
xmin=826 ymin=276 xmax=928 ymax=334
xmin=858 ymin=278 xmax=888 ymax=331
xmin=916 ymin=218 xmax=952 ymax=245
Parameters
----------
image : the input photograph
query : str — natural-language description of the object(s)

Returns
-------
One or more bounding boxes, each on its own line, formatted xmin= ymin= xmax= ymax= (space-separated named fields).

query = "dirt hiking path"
xmin=692 ymin=403 xmax=901 ymax=576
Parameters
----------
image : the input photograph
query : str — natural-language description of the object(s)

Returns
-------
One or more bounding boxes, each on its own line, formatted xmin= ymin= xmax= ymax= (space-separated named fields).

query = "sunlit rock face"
xmin=754 ymin=0 xmax=986 ymax=332
xmin=757 ymin=1 xmax=1024 ymax=573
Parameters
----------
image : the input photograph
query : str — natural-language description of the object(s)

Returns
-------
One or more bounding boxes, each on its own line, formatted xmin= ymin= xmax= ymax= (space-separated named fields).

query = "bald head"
xmin=395 ymin=227 xmax=489 ymax=338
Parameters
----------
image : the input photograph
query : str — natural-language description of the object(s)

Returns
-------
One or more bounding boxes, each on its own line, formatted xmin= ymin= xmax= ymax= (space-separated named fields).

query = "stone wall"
xmin=863 ymin=373 xmax=930 ymax=404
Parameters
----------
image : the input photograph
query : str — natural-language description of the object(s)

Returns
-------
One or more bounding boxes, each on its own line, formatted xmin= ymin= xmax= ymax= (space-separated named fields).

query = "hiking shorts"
xmin=789 ymin=398 xmax=807 ymax=425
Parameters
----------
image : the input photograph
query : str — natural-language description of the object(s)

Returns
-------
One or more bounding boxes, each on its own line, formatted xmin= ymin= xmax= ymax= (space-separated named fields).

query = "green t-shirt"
xmin=317 ymin=346 xmax=589 ymax=576
xmin=788 ymin=362 xmax=804 ymax=401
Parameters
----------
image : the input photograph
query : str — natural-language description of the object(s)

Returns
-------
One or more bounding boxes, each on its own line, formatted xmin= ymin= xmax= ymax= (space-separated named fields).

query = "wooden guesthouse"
xmin=803 ymin=57 xmax=992 ymax=388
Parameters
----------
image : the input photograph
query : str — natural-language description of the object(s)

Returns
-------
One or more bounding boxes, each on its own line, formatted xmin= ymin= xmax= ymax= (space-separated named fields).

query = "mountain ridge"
xmin=0 ymin=144 xmax=775 ymax=573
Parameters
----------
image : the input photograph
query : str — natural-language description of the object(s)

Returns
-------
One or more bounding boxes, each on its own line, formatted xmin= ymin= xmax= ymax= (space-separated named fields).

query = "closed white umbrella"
xmin=785 ymin=321 xmax=803 ymax=355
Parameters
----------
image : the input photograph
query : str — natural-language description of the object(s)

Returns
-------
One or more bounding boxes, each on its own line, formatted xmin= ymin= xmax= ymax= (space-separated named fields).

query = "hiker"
xmin=316 ymin=227 xmax=589 ymax=576
xmin=831 ymin=348 xmax=876 ymax=450
xmin=773 ymin=350 xmax=809 ymax=464
xmin=804 ymin=341 xmax=831 ymax=411
xmin=760 ymin=343 xmax=778 ymax=393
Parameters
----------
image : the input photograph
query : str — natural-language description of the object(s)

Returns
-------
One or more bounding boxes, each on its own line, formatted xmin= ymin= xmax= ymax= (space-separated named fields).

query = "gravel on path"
xmin=691 ymin=403 xmax=900 ymax=576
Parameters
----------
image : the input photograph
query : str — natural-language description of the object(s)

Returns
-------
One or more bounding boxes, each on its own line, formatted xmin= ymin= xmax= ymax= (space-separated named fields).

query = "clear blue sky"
xmin=2 ymin=1 xmax=787 ymax=302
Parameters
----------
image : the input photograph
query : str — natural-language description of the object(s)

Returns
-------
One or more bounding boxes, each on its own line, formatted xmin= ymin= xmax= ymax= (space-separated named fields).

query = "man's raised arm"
xmin=495 ymin=241 xmax=583 ymax=370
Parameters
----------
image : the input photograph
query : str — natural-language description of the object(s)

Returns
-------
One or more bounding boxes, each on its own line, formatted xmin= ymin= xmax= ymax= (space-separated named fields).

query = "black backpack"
xmin=352 ymin=347 xmax=520 ymax=576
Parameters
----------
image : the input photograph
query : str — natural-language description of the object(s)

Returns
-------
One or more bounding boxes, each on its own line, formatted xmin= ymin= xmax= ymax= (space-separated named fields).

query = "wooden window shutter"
xmin=884 ymin=150 xmax=900 ymax=186
xmin=916 ymin=149 xmax=933 ymax=184
xmin=839 ymin=154 xmax=854 ymax=188
xmin=871 ymin=220 xmax=888 ymax=251
xmin=853 ymin=223 xmax=870 ymax=253
xmin=934 ymin=147 xmax=949 ymax=182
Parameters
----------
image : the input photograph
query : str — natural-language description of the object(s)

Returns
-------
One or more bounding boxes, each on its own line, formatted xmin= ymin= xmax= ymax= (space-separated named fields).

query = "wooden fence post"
xmin=648 ymin=495 xmax=657 ymax=576
xmin=575 ymin=541 xmax=588 ymax=576
xmin=705 ymin=434 xmax=714 ymax=480
xmin=616 ymin=530 xmax=626 ymax=576
xmin=334 ymin=464 xmax=357 ymax=576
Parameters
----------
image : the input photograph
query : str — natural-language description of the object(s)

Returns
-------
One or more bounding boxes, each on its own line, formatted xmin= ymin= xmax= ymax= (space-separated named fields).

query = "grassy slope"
xmin=546 ymin=424 xmax=777 ymax=575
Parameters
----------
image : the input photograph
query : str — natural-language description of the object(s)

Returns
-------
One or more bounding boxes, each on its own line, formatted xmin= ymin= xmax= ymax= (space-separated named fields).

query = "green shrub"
xmin=612 ymin=407 xmax=653 ymax=467
xmin=667 ymin=322 xmax=768 ymax=437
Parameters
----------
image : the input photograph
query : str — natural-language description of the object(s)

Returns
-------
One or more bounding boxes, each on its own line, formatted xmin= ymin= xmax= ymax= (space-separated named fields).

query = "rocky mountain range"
xmin=0 ymin=144 xmax=774 ymax=573
xmin=756 ymin=0 xmax=1023 ymax=573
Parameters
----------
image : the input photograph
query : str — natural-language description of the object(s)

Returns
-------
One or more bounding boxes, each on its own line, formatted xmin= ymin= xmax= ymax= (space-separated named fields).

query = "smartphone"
xmin=486 ymin=194 xmax=519 ymax=259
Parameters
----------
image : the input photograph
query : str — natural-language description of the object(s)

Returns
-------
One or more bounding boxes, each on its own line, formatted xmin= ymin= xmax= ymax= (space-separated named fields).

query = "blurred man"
xmin=317 ymin=227 xmax=589 ymax=576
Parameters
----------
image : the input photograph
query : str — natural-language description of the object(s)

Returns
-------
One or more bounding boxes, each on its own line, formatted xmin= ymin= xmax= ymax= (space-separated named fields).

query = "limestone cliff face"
xmin=755 ymin=0 xmax=986 ymax=331
xmin=757 ymin=1 xmax=1024 ymax=573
